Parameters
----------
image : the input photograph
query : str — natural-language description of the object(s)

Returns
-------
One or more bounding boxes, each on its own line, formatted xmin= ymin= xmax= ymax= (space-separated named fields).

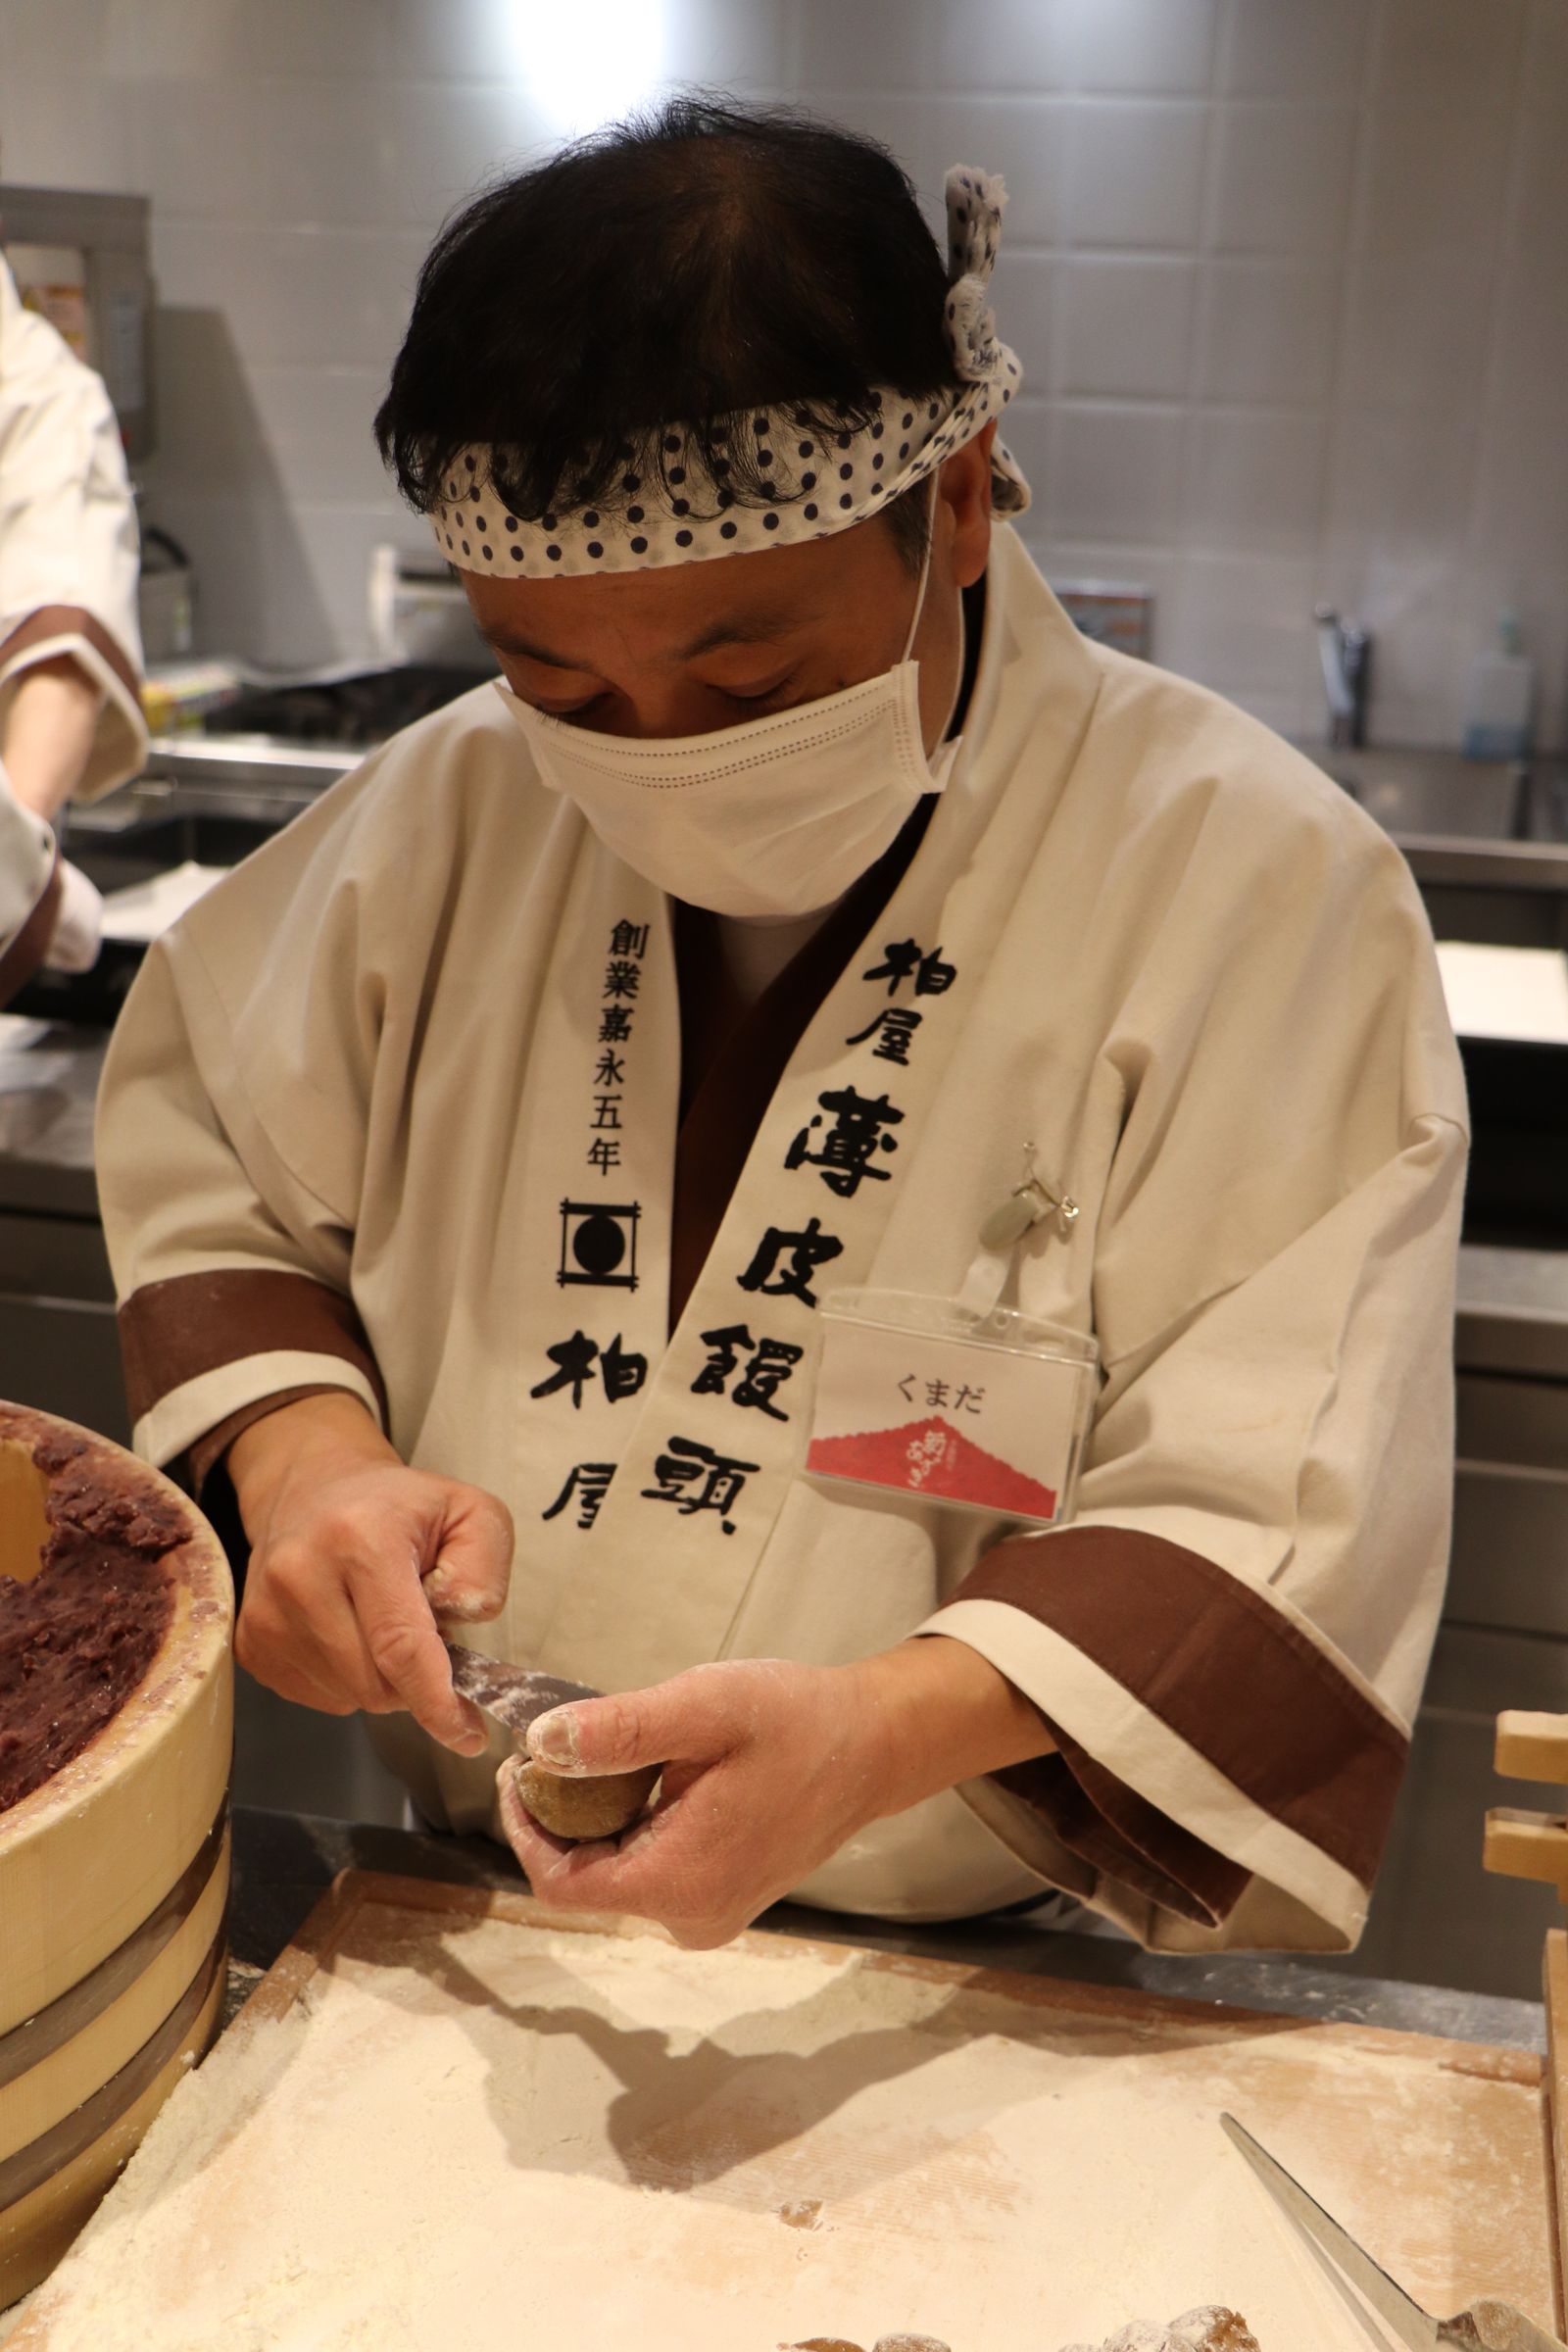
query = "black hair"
xmin=374 ymin=93 xmax=960 ymax=569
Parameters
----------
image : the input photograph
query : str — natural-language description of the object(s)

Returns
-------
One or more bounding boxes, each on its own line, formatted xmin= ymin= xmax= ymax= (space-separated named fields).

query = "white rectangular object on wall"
xmin=1436 ymin=942 xmax=1568 ymax=1046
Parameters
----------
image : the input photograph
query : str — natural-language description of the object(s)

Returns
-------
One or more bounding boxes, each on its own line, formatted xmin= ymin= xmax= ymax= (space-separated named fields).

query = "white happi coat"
xmin=97 ymin=529 xmax=1467 ymax=1949
xmin=0 ymin=255 xmax=147 ymax=961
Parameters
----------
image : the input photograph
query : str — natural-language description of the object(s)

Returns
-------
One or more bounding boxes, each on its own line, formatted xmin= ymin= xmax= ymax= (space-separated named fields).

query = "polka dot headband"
xmin=429 ymin=164 xmax=1030 ymax=580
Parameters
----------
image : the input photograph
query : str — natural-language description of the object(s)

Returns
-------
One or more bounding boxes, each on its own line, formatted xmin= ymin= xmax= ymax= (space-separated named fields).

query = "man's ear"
xmin=943 ymin=419 xmax=997 ymax=590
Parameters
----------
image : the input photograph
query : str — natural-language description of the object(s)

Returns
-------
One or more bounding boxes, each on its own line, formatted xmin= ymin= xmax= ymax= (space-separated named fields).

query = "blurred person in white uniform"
xmin=0 ymin=246 xmax=147 ymax=1004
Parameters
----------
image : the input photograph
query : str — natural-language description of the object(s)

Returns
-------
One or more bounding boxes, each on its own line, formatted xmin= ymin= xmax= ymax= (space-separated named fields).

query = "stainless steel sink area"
xmin=1301 ymin=742 xmax=1528 ymax=839
xmin=1285 ymin=737 xmax=1568 ymax=1251
xmin=13 ymin=742 xmax=365 ymax=1028
xmin=65 ymin=785 xmax=301 ymax=891
xmin=60 ymin=756 xmax=347 ymax=895
xmin=1293 ymin=742 xmax=1568 ymax=915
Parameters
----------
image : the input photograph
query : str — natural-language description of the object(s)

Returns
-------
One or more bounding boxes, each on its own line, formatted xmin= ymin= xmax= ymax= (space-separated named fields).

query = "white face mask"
xmin=496 ymin=498 xmax=958 ymax=920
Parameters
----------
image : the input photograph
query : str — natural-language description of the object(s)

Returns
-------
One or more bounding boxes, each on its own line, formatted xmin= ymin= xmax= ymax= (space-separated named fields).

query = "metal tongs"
xmin=1221 ymin=2115 xmax=1566 ymax=2351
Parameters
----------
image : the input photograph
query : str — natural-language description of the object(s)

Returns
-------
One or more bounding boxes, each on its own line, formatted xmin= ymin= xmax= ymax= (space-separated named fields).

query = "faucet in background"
xmin=1315 ymin=607 xmax=1372 ymax=749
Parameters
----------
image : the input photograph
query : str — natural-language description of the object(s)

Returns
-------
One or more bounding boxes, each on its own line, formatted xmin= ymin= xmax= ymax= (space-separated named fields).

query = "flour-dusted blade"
xmin=442 ymin=1640 xmax=601 ymax=1741
xmin=1220 ymin=2115 xmax=1568 ymax=2352
xmin=1220 ymin=2115 xmax=1441 ymax=2351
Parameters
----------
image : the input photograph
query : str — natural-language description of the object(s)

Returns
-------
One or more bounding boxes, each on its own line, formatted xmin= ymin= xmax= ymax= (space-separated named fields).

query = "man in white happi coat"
xmin=97 ymin=101 xmax=1467 ymax=1954
xmin=0 ymin=249 xmax=147 ymax=1001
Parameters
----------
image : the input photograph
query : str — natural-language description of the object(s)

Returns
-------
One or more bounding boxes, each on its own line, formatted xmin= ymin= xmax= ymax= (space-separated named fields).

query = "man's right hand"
xmin=227 ymin=1392 xmax=514 ymax=1754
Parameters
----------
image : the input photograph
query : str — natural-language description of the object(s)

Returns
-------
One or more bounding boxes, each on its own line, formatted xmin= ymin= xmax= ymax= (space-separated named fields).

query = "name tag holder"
xmin=806 ymin=1288 xmax=1100 ymax=1528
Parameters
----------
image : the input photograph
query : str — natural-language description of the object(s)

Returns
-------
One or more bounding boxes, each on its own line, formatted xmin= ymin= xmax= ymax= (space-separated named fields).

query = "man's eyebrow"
xmin=675 ymin=608 xmax=820 ymax=659
xmin=475 ymin=625 xmax=578 ymax=668
xmin=476 ymin=607 xmax=820 ymax=669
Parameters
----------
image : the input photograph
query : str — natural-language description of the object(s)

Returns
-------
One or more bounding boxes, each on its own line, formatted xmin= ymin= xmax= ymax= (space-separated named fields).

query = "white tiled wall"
xmin=2 ymin=0 xmax=1564 ymax=747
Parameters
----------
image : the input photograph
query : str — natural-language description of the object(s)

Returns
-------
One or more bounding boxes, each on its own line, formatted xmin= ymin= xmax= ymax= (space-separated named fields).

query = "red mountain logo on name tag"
xmin=806 ymin=1415 xmax=1059 ymax=1519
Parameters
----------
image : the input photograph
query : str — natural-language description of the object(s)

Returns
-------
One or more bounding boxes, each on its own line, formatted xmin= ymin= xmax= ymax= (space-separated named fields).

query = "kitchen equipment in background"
xmin=1487 ymin=1714 xmax=1568 ymax=1919
xmin=368 ymin=542 xmax=490 ymax=668
xmin=1388 ymin=762 xmax=1568 ymax=1254
xmin=0 ymin=185 xmax=153 ymax=462
xmin=207 ymin=661 xmax=489 ymax=748
xmin=1465 ymin=612 xmax=1538 ymax=762
xmin=1458 ymin=1036 xmax=1568 ymax=1250
xmin=5 ymin=241 xmax=88 ymax=354
xmin=1304 ymin=742 xmax=1529 ymax=840
xmin=11 ymin=658 xmax=486 ymax=1034
xmin=135 ymin=527 xmax=194 ymax=665
xmin=1315 ymin=606 xmax=1371 ymax=750
xmin=1049 ymin=576 xmax=1152 ymax=661
xmin=138 ymin=661 xmax=247 ymax=735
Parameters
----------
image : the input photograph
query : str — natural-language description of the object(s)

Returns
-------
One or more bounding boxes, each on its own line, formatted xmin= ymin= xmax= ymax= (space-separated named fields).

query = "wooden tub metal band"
xmin=0 ymin=1798 xmax=228 ymax=2092
xmin=0 ymin=1928 xmax=226 ymax=2217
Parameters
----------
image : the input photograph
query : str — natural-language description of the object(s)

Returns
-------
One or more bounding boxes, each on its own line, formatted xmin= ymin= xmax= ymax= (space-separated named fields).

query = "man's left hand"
xmin=497 ymin=1636 xmax=1053 ymax=1948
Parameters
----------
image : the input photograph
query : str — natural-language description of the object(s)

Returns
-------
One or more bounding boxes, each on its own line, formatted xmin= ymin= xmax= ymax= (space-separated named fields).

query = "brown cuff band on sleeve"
xmin=995 ymin=1730 xmax=1251 ymax=1928
xmin=0 ymin=605 xmax=140 ymax=704
xmin=0 ymin=851 xmax=62 ymax=1008
xmin=118 ymin=1267 xmax=389 ymax=1434
xmin=957 ymin=1524 xmax=1408 ymax=1905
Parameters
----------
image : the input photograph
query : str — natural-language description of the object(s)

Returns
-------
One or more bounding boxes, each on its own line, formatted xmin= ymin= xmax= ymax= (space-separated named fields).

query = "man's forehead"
xmin=463 ymin=523 xmax=882 ymax=668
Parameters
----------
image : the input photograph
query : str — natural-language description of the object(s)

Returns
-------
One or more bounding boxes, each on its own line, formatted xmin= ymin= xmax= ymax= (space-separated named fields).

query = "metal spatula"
xmin=1220 ymin=2114 xmax=1565 ymax=2351
xmin=442 ymin=1639 xmax=601 ymax=1740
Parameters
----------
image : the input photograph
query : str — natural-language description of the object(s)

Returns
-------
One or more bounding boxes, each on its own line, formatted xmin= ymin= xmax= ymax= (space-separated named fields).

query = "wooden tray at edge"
xmin=13 ymin=1870 xmax=1562 ymax=2348
xmin=1541 ymin=1928 xmax=1568 ymax=2333
xmin=249 ymin=1873 xmax=1560 ymax=2319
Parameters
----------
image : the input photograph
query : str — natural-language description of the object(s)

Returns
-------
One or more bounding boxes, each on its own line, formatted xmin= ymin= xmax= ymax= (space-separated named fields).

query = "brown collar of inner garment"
xmin=667 ymin=574 xmax=987 ymax=1334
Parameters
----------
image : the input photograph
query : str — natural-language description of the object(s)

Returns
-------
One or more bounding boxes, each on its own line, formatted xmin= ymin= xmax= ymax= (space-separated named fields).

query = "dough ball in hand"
xmin=508 ymin=1755 xmax=660 ymax=1841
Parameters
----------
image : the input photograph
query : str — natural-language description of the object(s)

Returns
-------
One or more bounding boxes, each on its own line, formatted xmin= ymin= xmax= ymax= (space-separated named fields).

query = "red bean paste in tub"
xmin=0 ymin=1435 xmax=180 ymax=1813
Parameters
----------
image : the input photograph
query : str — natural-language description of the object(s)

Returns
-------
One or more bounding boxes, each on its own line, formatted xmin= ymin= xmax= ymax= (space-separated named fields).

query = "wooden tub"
xmin=0 ymin=1403 xmax=231 ymax=2310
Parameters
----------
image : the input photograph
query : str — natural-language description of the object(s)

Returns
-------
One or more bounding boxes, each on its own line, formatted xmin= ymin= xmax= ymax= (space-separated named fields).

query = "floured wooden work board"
xmin=6 ymin=1872 xmax=1557 ymax=2352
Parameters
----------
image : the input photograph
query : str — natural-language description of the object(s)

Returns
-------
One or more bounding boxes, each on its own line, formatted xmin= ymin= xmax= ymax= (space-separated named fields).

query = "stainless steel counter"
xmin=0 ymin=1023 xmax=122 ymax=1436
xmin=1298 ymin=743 xmax=1568 ymax=896
xmin=1458 ymin=1246 xmax=1568 ymax=1378
xmin=0 ymin=1019 xmax=99 ymax=1218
